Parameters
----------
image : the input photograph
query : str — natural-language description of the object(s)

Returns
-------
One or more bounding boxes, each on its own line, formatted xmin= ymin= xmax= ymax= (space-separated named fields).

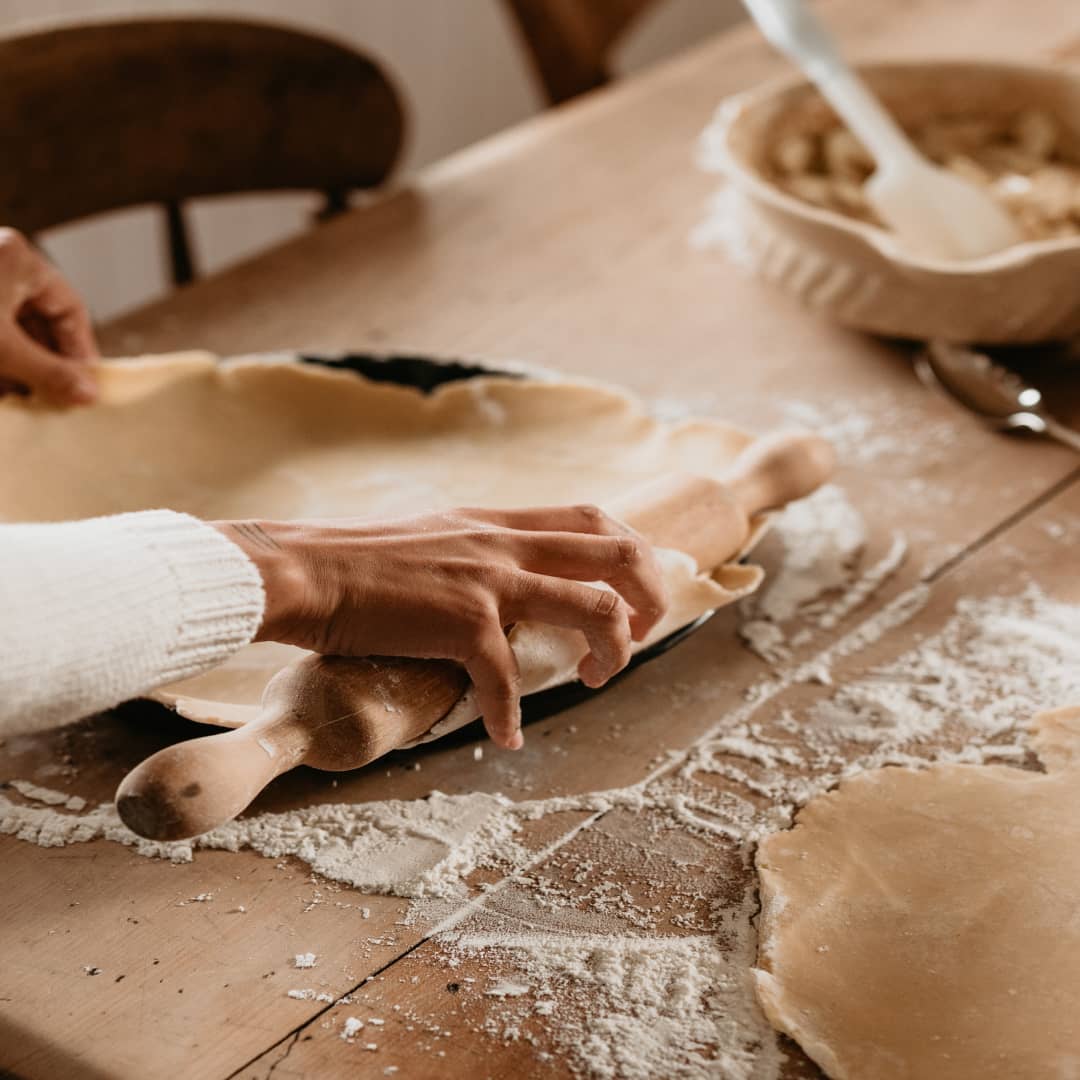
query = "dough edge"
xmin=83 ymin=350 xmax=772 ymax=739
xmin=750 ymin=705 xmax=1080 ymax=1080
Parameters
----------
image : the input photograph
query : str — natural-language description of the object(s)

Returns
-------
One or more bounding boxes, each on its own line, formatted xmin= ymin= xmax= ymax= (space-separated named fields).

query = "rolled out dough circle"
xmin=753 ymin=706 xmax=1080 ymax=1080
xmin=0 ymin=352 xmax=765 ymax=737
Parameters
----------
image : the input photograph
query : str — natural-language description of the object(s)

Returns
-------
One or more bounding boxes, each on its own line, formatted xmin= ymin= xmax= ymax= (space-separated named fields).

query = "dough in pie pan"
xmin=0 ymin=351 xmax=766 ymax=736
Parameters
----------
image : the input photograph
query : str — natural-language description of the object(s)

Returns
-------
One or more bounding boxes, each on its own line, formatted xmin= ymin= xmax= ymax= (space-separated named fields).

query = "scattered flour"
xmin=1038 ymin=515 xmax=1080 ymax=548
xmin=0 ymin=790 xmax=527 ymax=900
xmin=448 ymin=915 xmax=780 ymax=1080
xmin=773 ymin=397 xmax=957 ymax=470
xmin=685 ymin=583 xmax=1080 ymax=835
xmin=5 ymin=514 xmax=1080 ymax=1079
xmin=808 ymin=586 xmax=1080 ymax=755
xmin=6 ymin=779 xmax=85 ymax=811
xmin=341 ymin=1016 xmax=364 ymax=1040
xmin=738 ymin=484 xmax=907 ymax=663
xmin=747 ymin=484 xmax=867 ymax=625
xmin=289 ymin=988 xmax=335 ymax=1003
xmin=190 ymin=791 xmax=527 ymax=899
xmin=689 ymin=185 xmax=750 ymax=265
xmin=484 ymin=978 xmax=531 ymax=997
xmin=652 ymin=381 xmax=958 ymax=474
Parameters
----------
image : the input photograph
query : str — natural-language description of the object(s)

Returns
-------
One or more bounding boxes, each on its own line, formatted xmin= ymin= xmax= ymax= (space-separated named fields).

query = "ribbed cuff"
xmin=114 ymin=511 xmax=265 ymax=684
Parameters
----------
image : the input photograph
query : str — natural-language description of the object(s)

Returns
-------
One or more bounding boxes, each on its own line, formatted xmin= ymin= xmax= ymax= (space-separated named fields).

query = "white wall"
xmin=1 ymin=0 xmax=743 ymax=320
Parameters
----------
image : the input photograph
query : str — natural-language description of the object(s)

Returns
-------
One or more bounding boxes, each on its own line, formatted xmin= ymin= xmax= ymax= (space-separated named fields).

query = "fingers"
xmin=0 ymin=229 xmax=97 ymax=358
xmin=26 ymin=263 xmax=100 ymax=360
xmin=464 ymin=631 xmax=523 ymax=751
xmin=510 ymin=530 xmax=668 ymax=641
xmin=0 ymin=326 xmax=97 ymax=405
xmin=0 ymin=227 xmax=98 ymax=406
xmin=462 ymin=504 xmax=669 ymax=641
xmin=506 ymin=575 xmax=635 ymax=689
xmin=464 ymin=503 xmax=626 ymax=538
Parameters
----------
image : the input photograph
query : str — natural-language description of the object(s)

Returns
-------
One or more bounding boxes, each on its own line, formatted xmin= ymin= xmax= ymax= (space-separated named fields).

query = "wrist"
xmin=210 ymin=520 xmax=308 ymax=642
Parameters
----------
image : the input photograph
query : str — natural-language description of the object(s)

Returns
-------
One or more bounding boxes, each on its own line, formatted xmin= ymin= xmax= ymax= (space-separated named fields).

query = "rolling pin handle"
xmin=114 ymin=431 xmax=834 ymax=842
xmin=721 ymin=430 xmax=835 ymax=517
xmin=116 ymin=720 xmax=300 ymax=842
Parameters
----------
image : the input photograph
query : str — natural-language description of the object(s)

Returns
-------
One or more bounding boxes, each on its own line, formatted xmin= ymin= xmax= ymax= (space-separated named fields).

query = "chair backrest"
xmin=0 ymin=16 xmax=406 ymax=267
xmin=500 ymin=0 xmax=658 ymax=104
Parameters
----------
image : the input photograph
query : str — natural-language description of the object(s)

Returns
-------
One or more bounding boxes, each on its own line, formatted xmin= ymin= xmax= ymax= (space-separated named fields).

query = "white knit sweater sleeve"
xmin=0 ymin=510 xmax=265 ymax=735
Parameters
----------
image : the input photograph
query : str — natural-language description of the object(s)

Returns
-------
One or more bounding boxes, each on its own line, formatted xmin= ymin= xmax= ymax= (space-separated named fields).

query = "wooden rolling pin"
xmin=115 ymin=431 xmax=833 ymax=841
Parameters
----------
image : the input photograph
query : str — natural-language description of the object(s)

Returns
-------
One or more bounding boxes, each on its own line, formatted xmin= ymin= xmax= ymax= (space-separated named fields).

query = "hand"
xmin=0 ymin=228 xmax=99 ymax=405
xmin=215 ymin=506 xmax=669 ymax=750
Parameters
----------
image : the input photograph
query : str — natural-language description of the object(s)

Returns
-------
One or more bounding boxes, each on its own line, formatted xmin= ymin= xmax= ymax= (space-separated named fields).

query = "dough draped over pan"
xmin=0 ymin=352 xmax=765 ymax=738
xmin=754 ymin=706 xmax=1080 ymax=1080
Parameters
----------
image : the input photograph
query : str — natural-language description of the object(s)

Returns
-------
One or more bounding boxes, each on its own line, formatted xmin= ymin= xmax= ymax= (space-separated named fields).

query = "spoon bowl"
xmin=917 ymin=341 xmax=1080 ymax=452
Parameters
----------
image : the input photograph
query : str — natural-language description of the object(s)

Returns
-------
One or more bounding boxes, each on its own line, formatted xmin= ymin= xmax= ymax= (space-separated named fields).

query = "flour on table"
xmin=0 ymin=788 xmax=530 ymax=899
xmin=446 ymin=909 xmax=780 ymax=1080
xmin=774 ymin=397 xmax=959 ymax=471
xmin=738 ymin=483 xmax=908 ymax=663
xmin=484 ymin=978 xmax=531 ymax=997
xmin=5 ymin=778 xmax=85 ymax=811
xmin=5 ymin=583 xmax=1080 ymax=1078
xmin=288 ymin=988 xmax=336 ymax=1002
xmin=653 ymin=384 xmax=960 ymax=482
xmin=686 ymin=584 xmax=1080 ymax=832
xmin=748 ymin=484 xmax=866 ymax=624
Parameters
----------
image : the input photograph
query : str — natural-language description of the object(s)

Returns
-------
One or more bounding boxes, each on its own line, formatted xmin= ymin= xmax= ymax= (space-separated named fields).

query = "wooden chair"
xmin=0 ymin=16 xmax=406 ymax=286
xmin=500 ymin=0 xmax=659 ymax=105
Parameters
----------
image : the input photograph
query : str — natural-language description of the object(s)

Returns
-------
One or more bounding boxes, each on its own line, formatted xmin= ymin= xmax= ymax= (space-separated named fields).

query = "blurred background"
xmin=2 ymin=0 xmax=745 ymax=322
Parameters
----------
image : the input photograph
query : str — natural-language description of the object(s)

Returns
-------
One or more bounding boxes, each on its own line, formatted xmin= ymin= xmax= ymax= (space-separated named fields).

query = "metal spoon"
xmin=916 ymin=341 xmax=1080 ymax=453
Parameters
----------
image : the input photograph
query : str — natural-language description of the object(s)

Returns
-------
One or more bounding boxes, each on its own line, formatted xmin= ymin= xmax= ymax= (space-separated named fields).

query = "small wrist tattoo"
xmin=229 ymin=521 xmax=283 ymax=553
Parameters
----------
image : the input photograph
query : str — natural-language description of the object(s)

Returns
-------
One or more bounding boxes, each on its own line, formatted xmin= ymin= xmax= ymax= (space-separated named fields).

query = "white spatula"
xmin=741 ymin=0 xmax=1024 ymax=260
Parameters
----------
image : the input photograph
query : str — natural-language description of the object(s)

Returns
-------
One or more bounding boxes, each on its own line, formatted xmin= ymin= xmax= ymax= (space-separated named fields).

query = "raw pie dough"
xmin=754 ymin=706 xmax=1080 ymax=1080
xmin=0 ymin=352 xmax=764 ymax=738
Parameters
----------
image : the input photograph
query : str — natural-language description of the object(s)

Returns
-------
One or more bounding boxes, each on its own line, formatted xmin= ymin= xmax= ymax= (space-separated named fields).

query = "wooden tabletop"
xmin=5 ymin=1 xmax=1080 ymax=1077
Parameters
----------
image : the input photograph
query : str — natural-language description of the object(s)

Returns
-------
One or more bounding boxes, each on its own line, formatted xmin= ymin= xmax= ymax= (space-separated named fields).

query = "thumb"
xmin=0 ymin=328 xmax=97 ymax=406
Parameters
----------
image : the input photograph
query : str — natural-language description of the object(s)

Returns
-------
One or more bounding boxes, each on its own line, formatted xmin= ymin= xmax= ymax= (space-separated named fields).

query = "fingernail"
xmin=68 ymin=373 xmax=97 ymax=405
xmin=579 ymin=656 xmax=606 ymax=688
xmin=507 ymin=731 xmax=524 ymax=751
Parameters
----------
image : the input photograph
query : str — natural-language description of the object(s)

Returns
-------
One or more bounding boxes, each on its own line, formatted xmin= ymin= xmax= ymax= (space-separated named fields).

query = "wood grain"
xmin=0 ymin=15 xmax=404 ymax=283
xmin=237 ymin=481 xmax=1080 ymax=1078
xmin=2 ymin=1 xmax=1079 ymax=1077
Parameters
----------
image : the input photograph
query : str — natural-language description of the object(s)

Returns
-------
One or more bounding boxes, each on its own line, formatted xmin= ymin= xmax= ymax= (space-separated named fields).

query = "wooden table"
xmin=5 ymin=1 xmax=1080 ymax=1076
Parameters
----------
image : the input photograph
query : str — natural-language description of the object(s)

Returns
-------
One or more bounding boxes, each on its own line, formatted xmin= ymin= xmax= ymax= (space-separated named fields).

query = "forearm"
xmin=0 ymin=511 xmax=264 ymax=735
